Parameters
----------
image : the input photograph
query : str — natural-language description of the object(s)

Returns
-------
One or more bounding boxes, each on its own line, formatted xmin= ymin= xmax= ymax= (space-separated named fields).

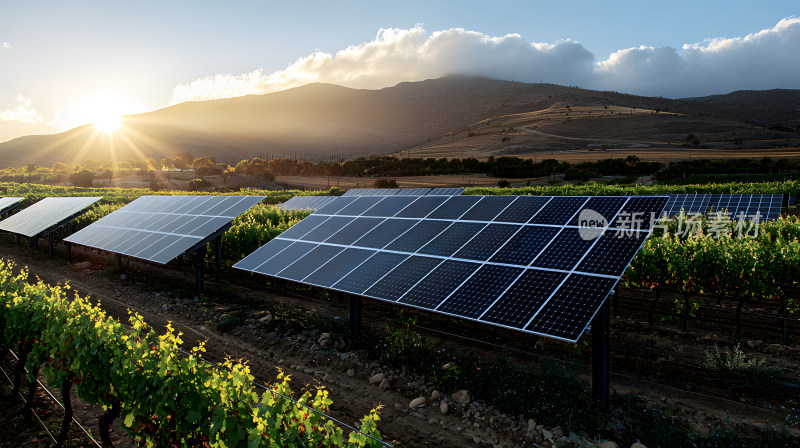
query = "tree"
xmin=26 ymin=163 xmax=36 ymax=173
xmin=160 ymin=158 xmax=174 ymax=171
xmin=372 ymin=179 xmax=398 ymax=188
xmin=187 ymin=178 xmax=210 ymax=191
xmin=192 ymin=157 xmax=221 ymax=176
xmin=68 ymin=170 xmax=94 ymax=188
xmin=99 ymin=169 xmax=113 ymax=186
xmin=173 ymin=156 xmax=190 ymax=171
xmin=234 ymin=159 xmax=249 ymax=174
xmin=175 ymin=151 xmax=195 ymax=163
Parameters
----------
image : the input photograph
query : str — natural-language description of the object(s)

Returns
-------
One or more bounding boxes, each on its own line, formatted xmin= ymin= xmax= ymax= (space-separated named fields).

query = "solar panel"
xmin=235 ymin=194 xmax=667 ymax=342
xmin=664 ymin=194 xmax=783 ymax=221
xmin=64 ymin=195 xmax=264 ymax=264
xmin=0 ymin=197 xmax=101 ymax=237
xmin=0 ymin=197 xmax=24 ymax=215
xmin=341 ymin=188 xmax=437 ymax=196
xmin=278 ymin=196 xmax=338 ymax=210
xmin=427 ymin=187 xmax=465 ymax=196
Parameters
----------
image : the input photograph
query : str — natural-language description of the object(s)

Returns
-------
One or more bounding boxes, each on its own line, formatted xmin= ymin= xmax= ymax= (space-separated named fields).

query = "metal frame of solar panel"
xmin=0 ymin=196 xmax=101 ymax=238
xmin=64 ymin=195 xmax=265 ymax=265
xmin=278 ymin=196 xmax=338 ymax=211
xmin=0 ymin=197 xmax=25 ymax=217
xmin=664 ymin=193 xmax=783 ymax=221
xmin=235 ymin=194 xmax=667 ymax=342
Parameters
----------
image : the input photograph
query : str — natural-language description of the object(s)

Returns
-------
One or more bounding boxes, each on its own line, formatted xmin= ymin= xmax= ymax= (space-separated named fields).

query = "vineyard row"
xmin=0 ymin=260 xmax=384 ymax=448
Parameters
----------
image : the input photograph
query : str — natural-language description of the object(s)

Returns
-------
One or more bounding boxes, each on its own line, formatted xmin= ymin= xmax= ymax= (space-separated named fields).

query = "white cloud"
xmin=172 ymin=17 xmax=800 ymax=102
xmin=171 ymin=26 xmax=594 ymax=103
xmin=2 ymin=42 xmax=9 ymax=49
xmin=595 ymin=17 xmax=800 ymax=97
xmin=0 ymin=95 xmax=43 ymax=124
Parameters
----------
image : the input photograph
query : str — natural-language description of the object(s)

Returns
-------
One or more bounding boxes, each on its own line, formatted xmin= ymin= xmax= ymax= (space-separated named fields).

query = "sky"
xmin=1 ymin=1 xmax=798 ymax=143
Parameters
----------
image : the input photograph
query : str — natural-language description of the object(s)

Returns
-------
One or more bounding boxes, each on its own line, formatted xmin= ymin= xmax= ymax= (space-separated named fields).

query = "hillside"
xmin=1 ymin=76 xmax=798 ymax=167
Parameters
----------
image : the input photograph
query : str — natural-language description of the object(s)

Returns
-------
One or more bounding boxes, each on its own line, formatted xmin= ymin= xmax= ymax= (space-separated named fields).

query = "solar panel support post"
xmin=591 ymin=298 xmax=611 ymax=413
xmin=115 ymin=253 xmax=122 ymax=267
xmin=65 ymin=242 xmax=71 ymax=262
xmin=48 ymin=233 xmax=54 ymax=256
xmin=196 ymin=246 xmax=206 ymax=296
xmin=214 ymin=235 xmax=222 ymax=281
xmin=350 ymin=296 xmax=362 ymax=342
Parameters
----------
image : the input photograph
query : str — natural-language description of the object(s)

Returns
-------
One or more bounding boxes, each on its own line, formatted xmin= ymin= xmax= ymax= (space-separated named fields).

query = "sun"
xmin=74 ymin=92 xmax=133 ymax=134
xmin=95 ymin=113 xmax=121 ymax=133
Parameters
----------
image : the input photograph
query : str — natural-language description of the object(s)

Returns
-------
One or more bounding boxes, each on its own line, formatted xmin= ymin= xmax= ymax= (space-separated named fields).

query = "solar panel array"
xmin=0 ymin=197 xmax=101 ymax=237
xmin=0 ymin=197 xmax=24 ymax=215
xmin=65 ymin=195 xmax=265 ymax=264
xmin=664 ymin=194 xmax=783 ymax=221
xmin=278 ymin=196 xmax=338 ymax=211
xmin=342 ymin=187 xmax=465 ymax=197
xmin=235 ymin=195 xmax=667 ymax=342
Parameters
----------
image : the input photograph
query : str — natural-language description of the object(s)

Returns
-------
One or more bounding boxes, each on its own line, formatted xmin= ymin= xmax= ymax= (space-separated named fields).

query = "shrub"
xmin=187 ymin=178 xmax=210 ymax=191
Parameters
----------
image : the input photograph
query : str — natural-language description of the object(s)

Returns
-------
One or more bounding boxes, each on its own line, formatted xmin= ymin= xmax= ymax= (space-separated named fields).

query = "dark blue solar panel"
xmin=610 ymin=196 xmax=668 ymax=230
xmin=531 ymin=228 xmax=599 ymax=271
xmin=417 ymin=222 xmax=485 ymax=257
xmin=481 ymin=269 xmax=567 ymax=328
xmin=495 ymin=196 xmax=551 ymax=223
xmin=302 ymin=248 xmax=376 ymax=287
xmin=459 ymin=196 xmax=515 ymax=221
xmin=427 ymin=196 xmax=482 ymax=219
xmin=361 ymin=196 xmax=417 ymax=217
xmin=325 ymin=218 xmax=384 ymax=245
xmin=384 ymin=220 xmax=451 ymax=252
xmin=278 ymin=214 xmax=328 ymax=240
xmin=335 ymin=196 xmax=384 ymax=216
xmin=395 ymin=196 xmax=448 ymax=218
xmin=490 ymin=226 xmax=560 ymax=265
xmin=365 ymin=256 xmax=443 ymax=301
xmin=437 ymin=265 xmax=523 ymax=318
xmin=352 ymin=219 xmax=418 ymax=249
xmin=529 ymin=196 xmax=587 ymax=225
xmin=569 ymin=197 xmax=627 ymax=227
xmin=314 ymin=196 xmax=358 ymax=215
xmin=577 ymin=230 xmax=649 ymax=276
xmin=396 ymin=188 xmax=431 ymax=196
xmin=253 ymin=241 xmax=318 ymax=276
xmin=399 ymin=260 xmax=480 ymax=309
xmin=526 ymin=274 xmax=617 ymax=341
xmin=453 ymin=224 xmax=520 ymax=261
xmin=332 ymin=252 xmax=409 ymax=294
xmin=236 ymin=194 xmax=667 ymax=343
xmin=300 ymin=216 xmax=355 ymax=242
xmin=278 ymin=245 xmax=345 ymax=281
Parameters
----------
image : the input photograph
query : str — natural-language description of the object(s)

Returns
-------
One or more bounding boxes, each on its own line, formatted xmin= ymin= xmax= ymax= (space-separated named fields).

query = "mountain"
xmin=1 ymin=76 xmax=798 ymax=167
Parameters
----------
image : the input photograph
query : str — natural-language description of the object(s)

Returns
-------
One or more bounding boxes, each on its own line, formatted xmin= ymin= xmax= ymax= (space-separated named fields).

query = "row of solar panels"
xmin=0 ymin=190 xmax=791 ymax=344
xmin=282 ymin=192 xmax=788 ymax=222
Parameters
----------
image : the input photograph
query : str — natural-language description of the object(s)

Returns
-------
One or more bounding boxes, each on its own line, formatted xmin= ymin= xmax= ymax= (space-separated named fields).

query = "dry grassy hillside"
xmin=0 ymin=76 xmax=798 ymax=167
